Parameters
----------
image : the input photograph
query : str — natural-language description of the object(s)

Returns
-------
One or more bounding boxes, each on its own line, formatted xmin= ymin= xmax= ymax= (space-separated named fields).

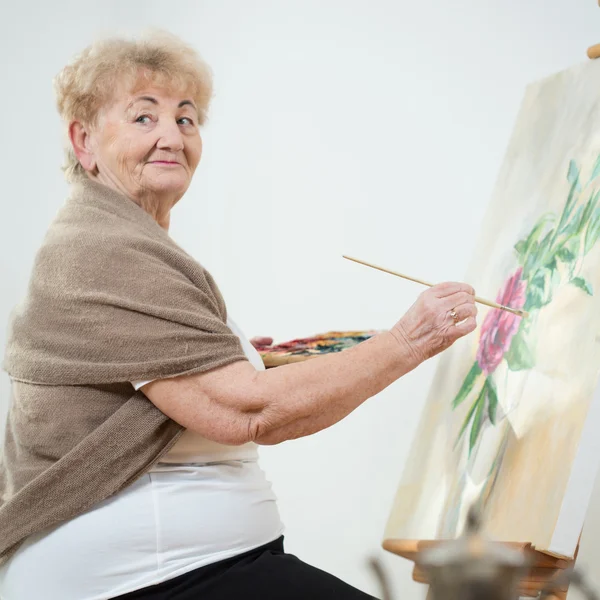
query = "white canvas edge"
xmin=548 ymin=368 xmax=600 ymax=557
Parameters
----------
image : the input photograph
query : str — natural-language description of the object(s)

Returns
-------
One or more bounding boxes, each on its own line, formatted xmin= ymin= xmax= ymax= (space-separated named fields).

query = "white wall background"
xmin=2 ymin=1 xmax=600 ymax=597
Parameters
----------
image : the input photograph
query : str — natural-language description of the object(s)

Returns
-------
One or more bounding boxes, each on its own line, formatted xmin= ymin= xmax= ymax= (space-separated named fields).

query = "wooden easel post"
xmin=588 ymin=2 xmax=600 ymax=58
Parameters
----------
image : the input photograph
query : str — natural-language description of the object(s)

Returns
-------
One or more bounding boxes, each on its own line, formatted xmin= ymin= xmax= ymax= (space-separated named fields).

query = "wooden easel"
xmin=381 ymin=35 xmax=600 ymax=600
xmin=382 ymin=538 xmax=579 ymax=599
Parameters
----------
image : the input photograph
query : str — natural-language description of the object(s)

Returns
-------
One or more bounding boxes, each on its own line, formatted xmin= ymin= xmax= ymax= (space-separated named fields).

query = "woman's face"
xmin=87 ymin=84 xmax=203 ymax=206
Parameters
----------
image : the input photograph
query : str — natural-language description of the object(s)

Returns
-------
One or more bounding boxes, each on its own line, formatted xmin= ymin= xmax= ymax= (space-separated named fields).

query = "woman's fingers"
xmin=448 ymin=300 xmax=478 ymax=323
xmin=444 ymin=297 xmax=478 ymax=342
xmin=453 ymin=316 xmax=478 ymax=336
xmin=432 ymin=281 xmax=475 ymax=298
xmin=390 ymin=282 xmax=479 ymax=363
xmin=441 ymin=291 xmax=477 ymax=312
xmin=250 ymin=337 xmax=273 ymax=349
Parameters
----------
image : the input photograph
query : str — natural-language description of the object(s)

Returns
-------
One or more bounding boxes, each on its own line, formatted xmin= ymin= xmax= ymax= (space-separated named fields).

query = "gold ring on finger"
xmin=450 ymin=309 xmax=459 ymax=324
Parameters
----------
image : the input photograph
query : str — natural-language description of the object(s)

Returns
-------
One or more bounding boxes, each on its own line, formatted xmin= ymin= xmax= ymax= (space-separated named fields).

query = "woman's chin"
xmin=144 ymin=174 xmax=190 ymax=196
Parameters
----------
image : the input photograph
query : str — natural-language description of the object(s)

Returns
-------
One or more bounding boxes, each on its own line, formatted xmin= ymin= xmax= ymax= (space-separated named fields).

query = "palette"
xmin=256 ymin=331 xmax=380 ymax=368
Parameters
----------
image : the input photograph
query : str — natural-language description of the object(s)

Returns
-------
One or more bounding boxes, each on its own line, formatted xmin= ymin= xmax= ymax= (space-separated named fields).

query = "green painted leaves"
xmin=589 ymin=154 xmax=600 ymax=183
xmin=567 ymin=159 xmax=582 ymax=191
xmin=584 ymin=208 xmax=600 ymax=255
xmin=487 ymin=377 xmax=499 ymax=425
xmin=557 ymin=246 xmax=576 ymax=262
xmin=454 ymin=372 xmax=499 ymax=456
xmin=513 ymin=155 xmax=600 ymax=318
xmin=571 ymin=276 xmax=593 ymax=296
xmin=504 ymin=322 xmax=535 ymax=371
xmin=470 ymin=394 xmax=486 ymax=454
xmin=451 ymin=362 xmax=482 ymax=409
xmin=513 ymin=212 xmax=555 ymax=271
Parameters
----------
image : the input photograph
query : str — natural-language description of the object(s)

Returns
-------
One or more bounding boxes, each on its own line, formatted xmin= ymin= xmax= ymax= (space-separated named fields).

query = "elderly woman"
xmin=0 ymin=32 xmax=477 ymax=600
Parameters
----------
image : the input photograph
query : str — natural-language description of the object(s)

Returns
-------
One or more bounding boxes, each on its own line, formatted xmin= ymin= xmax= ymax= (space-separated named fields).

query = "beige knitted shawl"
xmin=0 ymin=179 xmax=246 ymax=564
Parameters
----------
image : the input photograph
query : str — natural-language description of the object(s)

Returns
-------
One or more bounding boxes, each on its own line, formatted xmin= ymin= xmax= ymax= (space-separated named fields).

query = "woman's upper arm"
xmin=140 ymin=359 xmax=264 ymax=445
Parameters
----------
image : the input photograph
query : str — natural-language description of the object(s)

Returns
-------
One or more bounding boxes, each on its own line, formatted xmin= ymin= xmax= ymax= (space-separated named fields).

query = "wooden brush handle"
xmin=342 ymin=255 xmax=529 ymax=318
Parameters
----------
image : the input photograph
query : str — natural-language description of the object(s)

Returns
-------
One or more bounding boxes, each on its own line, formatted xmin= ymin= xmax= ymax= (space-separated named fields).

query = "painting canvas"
xmin=384 ymin=60 xmax=600 ymax=558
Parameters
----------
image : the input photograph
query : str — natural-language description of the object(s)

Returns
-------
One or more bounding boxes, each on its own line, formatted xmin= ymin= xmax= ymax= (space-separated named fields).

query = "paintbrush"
xmin=343 ymin=255 xmax=529 ymax=319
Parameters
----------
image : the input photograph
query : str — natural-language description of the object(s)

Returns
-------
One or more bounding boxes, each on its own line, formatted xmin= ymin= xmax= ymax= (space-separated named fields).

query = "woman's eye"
xmin=178 ymin=117 xmax=194 ymax=126
xmin=135 ymin=115 xmax=152 ymax=124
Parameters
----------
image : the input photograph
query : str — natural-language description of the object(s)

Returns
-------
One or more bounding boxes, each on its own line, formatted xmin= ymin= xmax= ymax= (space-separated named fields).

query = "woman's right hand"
xmin=390 ymin=282 xmax=478 ymax=363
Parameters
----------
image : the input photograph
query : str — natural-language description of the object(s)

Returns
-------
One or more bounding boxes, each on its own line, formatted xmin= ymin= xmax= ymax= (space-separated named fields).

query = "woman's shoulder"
xmin=31 ymin=202 xmax=217 ymax=301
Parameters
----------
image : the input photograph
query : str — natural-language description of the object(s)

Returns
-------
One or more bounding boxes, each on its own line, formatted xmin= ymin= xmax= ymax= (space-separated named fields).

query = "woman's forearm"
xmin=144 ymin=283 xmax=476 ymax=446
xmin=249 ymin=330 xmax=420 ymax=443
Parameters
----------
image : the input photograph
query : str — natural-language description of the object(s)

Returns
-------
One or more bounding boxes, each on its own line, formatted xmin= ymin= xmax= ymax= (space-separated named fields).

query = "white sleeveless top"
xmin=0 ymin=318 xmax=284 ymax=600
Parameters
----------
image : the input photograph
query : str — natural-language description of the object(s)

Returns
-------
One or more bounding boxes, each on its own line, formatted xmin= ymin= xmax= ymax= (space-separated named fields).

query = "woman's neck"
xmin=88 ymin=172 xmax=172 ymax=231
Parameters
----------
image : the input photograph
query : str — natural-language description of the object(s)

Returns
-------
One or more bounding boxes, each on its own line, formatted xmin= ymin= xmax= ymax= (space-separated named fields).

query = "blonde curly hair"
xmin=54 ymin=30 xmax=213 ymax=182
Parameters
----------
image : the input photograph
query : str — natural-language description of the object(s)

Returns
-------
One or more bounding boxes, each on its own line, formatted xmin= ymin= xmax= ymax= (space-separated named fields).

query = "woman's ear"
xmin=69 ymin=121 xmax=97 ymax=173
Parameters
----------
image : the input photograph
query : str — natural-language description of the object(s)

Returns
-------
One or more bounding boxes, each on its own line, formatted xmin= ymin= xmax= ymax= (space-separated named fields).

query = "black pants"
xmin=113 ymin=536 xmax=377 ymax=599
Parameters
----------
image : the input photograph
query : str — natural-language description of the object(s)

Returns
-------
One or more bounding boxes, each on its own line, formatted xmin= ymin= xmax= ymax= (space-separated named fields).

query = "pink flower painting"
xmin=451 ymin=156 xmax=600 ymax=453
xmin=476 ymin=268 xmax=527 ymax=375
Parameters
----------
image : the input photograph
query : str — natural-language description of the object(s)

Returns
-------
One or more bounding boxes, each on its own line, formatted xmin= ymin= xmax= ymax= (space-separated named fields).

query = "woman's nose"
xmin=156 ymin=120 xmax=184 ymax=152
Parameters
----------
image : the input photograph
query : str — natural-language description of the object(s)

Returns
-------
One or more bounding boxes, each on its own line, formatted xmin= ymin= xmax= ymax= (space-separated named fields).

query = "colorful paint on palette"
xmin=257 ymin=331 xmax=380 ymax=367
